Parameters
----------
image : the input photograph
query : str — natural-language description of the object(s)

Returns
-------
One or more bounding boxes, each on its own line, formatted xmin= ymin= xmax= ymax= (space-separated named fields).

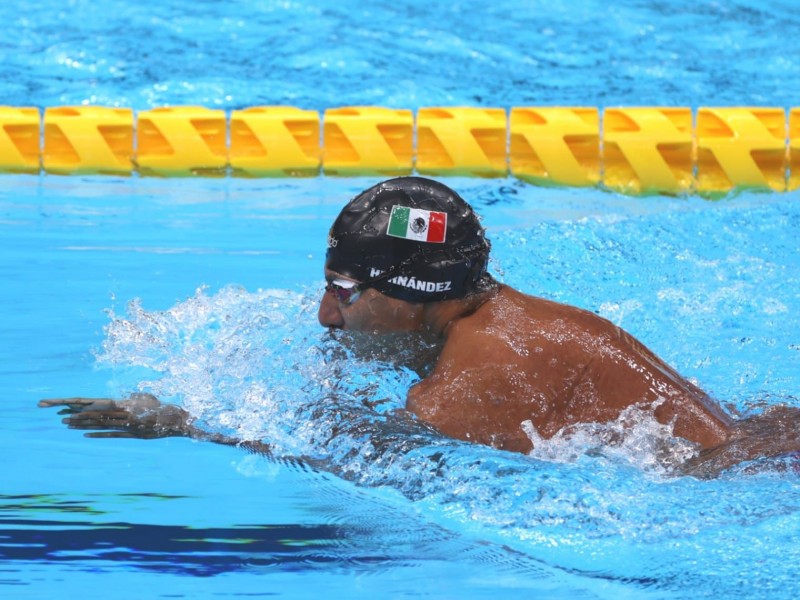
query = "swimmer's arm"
xmin=404 ymin=333 xmax=538 ymax=453
xmin=38 ymin=394 xmax=271 ymax=454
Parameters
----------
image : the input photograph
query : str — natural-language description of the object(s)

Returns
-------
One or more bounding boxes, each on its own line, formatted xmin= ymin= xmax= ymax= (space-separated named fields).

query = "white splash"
xmin=522 ymin=402 xmax=700 ymax=477
xmin=95 ymin=285 xmax=416 ymax=458
xmin=96 ymin=286 xmax=319 ymax=450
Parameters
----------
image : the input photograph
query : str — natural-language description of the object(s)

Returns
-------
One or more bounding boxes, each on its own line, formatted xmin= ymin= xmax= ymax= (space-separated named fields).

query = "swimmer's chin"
xmin=326 ymin=328 xmax=441 ymax=367
xmin=326 ymin=324 xmax=416 ymax=337
xmin=332 ymin=328 xmax=423 ymax=343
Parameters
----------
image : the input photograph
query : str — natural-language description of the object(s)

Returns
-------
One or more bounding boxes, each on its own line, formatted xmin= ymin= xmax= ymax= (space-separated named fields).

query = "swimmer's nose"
xmin=318 ymin=289 xmax=344 ymax=329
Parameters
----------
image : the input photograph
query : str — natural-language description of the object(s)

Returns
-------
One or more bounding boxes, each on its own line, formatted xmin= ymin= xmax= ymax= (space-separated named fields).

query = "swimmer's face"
xmin=319 ymin=269 xmax=424 ymax=334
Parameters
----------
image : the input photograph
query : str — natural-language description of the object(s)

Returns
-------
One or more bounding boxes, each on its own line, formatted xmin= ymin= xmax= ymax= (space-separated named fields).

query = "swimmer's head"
xmin=326 ymin=177 xmax=494 ymax=303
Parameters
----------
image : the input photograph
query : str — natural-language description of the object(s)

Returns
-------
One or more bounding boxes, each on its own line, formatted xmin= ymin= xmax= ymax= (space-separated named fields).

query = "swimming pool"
xmin=4 ymin=1 xmax=800 ymax=598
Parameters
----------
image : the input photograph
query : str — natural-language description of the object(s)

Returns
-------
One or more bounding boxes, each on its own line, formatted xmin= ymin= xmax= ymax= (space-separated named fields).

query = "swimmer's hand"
xmin=38 ymin=393 xmax=271 ymax=454
xmin=38 ymin=393 xmax=192 ymax=439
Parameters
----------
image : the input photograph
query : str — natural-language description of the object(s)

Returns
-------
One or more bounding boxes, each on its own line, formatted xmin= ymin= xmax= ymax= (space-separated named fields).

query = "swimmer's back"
xmin=409 ymin=286 xmax=732 ymax=452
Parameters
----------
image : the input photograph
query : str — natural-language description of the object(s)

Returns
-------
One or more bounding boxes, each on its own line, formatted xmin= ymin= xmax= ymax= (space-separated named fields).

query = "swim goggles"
xmin=325 ymin=278 xmax=363 ymax=306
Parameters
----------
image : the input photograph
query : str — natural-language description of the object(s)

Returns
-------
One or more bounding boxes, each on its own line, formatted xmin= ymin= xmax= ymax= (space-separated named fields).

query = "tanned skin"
xmin=319 ymin=274 xmax=733 ymax=454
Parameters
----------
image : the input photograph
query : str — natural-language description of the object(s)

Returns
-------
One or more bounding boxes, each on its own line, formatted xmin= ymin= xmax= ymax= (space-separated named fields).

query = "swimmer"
xmin=39 ymin=177 xmax=800 ymax=477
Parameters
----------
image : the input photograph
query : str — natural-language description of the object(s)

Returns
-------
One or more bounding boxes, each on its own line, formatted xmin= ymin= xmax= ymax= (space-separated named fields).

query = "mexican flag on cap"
xmin=386 ymin=206 xmax=447 ymax=243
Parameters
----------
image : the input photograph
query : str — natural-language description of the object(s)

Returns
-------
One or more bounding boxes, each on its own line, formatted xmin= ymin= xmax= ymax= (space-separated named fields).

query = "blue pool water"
xmin=4 ymin=0 xmax=800 ymax=109
xmin=3 ymin=1 xmax=800 ymax=599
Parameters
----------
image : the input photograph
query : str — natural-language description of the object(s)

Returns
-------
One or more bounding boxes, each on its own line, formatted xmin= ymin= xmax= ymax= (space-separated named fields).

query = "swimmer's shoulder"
xmin=473 ymin=285 xmax=583 ymax=324
xmin=498 ymin=286 xmax=627 ymax=333
xmin=444 ymin=285 xmax=559 ymax=346
xmin=454 ymin=285 xmax=627 ymax=347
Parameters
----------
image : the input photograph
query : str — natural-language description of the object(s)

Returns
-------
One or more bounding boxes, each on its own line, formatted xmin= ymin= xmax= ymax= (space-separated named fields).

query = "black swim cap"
xmin=325 ymin=177 xmax=493 ymax=303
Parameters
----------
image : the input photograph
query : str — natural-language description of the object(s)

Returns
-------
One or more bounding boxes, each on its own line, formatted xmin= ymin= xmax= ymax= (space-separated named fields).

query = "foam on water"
xmin=93 ymin=283 xmax=800 ymax=591
xmin=523 ymin=401 xmax=700 ymax=477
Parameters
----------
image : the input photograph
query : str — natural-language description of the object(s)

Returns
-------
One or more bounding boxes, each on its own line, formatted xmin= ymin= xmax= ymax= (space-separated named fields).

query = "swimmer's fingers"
xmin=65 ymin=405 xmax=189 ymax=440
xmin=56 ymin=404 xmax=117 ymax=416
xmin=40 ymin=394 xmax=162 ymax=416
xmin=84 ymin=431 xmax=139 ymax=439
xmin=62 ymin=410 xmax=132 ymax=430
xmin=42 ymin=395 xmax=190 ymax=440
xmin=39 ymin=397 xmax=119 ymax=413
xmin=63 ymin=413 xmax=163 ymax=439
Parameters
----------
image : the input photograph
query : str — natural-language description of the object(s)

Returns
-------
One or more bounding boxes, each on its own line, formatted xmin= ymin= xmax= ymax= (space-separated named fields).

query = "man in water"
xmin=39 ymin=177 xmax=798 ymax=474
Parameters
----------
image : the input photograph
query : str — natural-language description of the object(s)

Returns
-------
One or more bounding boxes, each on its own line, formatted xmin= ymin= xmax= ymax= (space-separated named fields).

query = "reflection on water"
xmin=0 ymin=492 xmax=562 ymax=586
xmin=3 ymin=515 xmax=346 ymax=577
